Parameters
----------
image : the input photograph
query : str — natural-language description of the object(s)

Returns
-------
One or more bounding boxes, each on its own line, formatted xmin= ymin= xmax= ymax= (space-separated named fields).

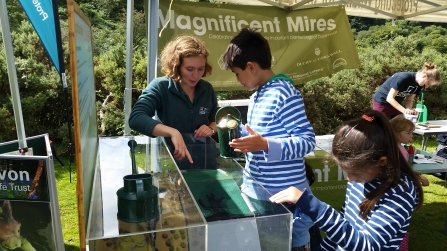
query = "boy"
xmin=222 ymin=28 xmax=316 ymax=251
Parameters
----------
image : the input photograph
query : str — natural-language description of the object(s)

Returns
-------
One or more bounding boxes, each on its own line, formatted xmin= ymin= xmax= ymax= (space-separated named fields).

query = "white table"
xmin=412 ymin=150 xmax=447 ymax=174
xmin=413 ymin=120 xmax=447 ymax=151
xmin=315 ymin=135 xmax=447 ymax=174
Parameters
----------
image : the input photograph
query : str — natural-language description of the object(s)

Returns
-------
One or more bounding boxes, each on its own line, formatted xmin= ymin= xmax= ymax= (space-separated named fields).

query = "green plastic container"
xmin=116 ymin=173 xmax=159 ymax=222
xmin=216 ymin=106 xmax=243 ymax=158
xmin=416 ymin=103 xmax=427 ymax=124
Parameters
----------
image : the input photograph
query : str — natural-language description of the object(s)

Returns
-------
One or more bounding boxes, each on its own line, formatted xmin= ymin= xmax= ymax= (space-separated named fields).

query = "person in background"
xmin=433 ymin=134 xmax=447 ymax=180
xmin=270 ymin=110 xmax=424 ymax=251
xmin=389 ymin=114 xmax=429 ymax=251
xmin=390 ymin=115 xmax=429 ymax=186
xmin=129 ymin=35 xmax=218 ymax=170
xmin=222 ymin=27 xmax=316 ymax=251
xmin=372 ymin=62 xmax=441 ymax=118
xmin=436 ymin=134 xmax=447 ymax=152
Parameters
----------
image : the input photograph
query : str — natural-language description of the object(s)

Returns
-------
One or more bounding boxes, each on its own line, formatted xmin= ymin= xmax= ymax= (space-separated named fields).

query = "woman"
xmin=372 ymin=62 xmax=441 ymax=118
xmin=129 ymin=35 xmax=218 ymax=170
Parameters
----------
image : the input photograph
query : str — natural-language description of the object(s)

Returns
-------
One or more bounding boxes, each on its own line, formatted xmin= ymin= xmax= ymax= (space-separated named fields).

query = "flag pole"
xmin=52 ymin=0 xmax=74 ymax=181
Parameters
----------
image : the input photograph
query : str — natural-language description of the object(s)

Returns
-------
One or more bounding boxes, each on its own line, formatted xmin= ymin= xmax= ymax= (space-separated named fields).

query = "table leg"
xmin=445 ymin=198 xmax=447 ymax=235
xmin=421 ymin=136 xmax=428 ymax=151
xmin=445 ymin=178 xmax=447 ymax=236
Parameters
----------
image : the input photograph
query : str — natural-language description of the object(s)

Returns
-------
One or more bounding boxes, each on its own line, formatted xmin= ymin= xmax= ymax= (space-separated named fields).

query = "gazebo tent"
xmin=223 ymin=0 xmax=447 ymax=23
xmin=123 ymin=0 xmax=447 ymax=135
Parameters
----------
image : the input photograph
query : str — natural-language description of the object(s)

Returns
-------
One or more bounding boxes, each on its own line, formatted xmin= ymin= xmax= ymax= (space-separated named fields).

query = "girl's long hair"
xmin=332 ymin=110 xmax=423 ymax=219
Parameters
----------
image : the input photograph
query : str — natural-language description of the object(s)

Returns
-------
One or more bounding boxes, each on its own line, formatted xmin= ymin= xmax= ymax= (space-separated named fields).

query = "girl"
xmin=372 ymin=62 xmax=441 ymax=118
xmin=389 ymin=114 xmax=429 ymax=251
xmin=390 ymin=114 xmax=429 ymax=186
xmin=270 ymin=110 xmax=424 ymax=251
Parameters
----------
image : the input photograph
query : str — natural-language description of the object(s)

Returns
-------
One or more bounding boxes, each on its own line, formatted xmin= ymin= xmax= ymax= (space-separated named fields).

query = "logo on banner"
xmin=333 ymin=58 xmax=347 ymax=69
xmin=34 ymin=0 xmax=49 ymax=21
xmin=0 ymin=159 xmax=49 ymax=201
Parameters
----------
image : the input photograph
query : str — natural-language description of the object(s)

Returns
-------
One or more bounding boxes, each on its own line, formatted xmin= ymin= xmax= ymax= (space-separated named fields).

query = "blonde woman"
xmin=129 ymin=35 xmax=218 ymax=170
xmin=372 ymin=62 xmax=441 ymax=118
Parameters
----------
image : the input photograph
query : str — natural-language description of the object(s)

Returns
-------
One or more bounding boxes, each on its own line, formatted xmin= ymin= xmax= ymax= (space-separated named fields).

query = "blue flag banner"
xmin=18 ymin=0 xmax=63 ymax=75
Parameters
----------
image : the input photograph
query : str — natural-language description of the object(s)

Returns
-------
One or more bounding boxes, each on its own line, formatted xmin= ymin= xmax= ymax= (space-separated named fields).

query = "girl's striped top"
xmin=243 ymin=75 xmax=316 ymax=193
xmin=297 ymin=174 xmax=419 ymax=251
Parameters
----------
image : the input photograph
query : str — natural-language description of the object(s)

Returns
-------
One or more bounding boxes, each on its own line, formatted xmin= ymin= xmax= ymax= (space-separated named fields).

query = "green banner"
xmin=305 ymin=150 xmax=347 ymax=211
xmin=152 ymin=0 xmax=360 ymax=90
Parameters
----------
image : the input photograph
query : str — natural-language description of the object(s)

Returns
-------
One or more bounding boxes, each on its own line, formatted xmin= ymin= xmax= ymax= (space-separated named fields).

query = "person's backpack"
xmin=437 ymin=134 xmax=447 ymax=146
xmin=436 ymin=146 xmax=447 ymax=159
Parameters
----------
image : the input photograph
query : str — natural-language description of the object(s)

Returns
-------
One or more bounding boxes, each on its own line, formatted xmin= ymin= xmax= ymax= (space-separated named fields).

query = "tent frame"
xmin=123 ymin=0 xmax=447 ymax=135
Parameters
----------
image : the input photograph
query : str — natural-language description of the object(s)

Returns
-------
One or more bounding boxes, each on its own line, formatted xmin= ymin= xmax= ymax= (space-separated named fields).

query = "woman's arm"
xmin=405 ymin=94 xmax=416 ymax=109
xmin=152 ymin=124 xmax=193 ymax=163
xmin=386 ymin=88 xmax=406 ymax=113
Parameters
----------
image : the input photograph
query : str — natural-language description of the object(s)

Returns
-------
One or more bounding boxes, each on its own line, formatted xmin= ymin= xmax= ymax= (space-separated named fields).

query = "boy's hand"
xmin=269 ymin=186 xmax=303 ymax=204
xmin=229 ymin=125 xmax=268 ymax=152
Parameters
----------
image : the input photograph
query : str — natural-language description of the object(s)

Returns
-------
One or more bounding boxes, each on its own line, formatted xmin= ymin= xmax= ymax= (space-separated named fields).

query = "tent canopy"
xmin=224 ymin=0 xmax=447 ymax=23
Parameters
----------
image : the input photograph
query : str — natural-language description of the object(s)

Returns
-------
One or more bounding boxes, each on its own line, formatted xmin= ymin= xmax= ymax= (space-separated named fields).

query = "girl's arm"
xmin=270 ymin=185 xmax=416 ymax=251
xmin=300 ymin=188 xmax=415 ymax=250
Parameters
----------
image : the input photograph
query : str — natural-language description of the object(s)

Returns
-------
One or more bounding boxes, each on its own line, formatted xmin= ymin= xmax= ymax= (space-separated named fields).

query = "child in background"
xmin=222 ymin=28 xmax=316 ymax=251
xmin=390 ymin=114 xmax=429 ymax=251
xmin=390 ymin=115 xmax=429 ymax=186
xmin=270 ymin=110 xmax=424 ymax=251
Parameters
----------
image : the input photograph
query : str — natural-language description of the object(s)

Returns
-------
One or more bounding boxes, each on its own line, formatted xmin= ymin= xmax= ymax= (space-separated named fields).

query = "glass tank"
xmin=86 ymin=135 xmax=292 ymax=251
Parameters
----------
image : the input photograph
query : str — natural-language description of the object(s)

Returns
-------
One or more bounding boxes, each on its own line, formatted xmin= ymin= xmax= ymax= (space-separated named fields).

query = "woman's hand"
xmin=269 ymin=186 xmax=303 ymax=204
xmin=194 ymin=124 xmax=214 ymax=138
xmin=171 ymin=131 xmax=193 ymax=163
xmin=405 ymin=108 xmax=418 ymax=115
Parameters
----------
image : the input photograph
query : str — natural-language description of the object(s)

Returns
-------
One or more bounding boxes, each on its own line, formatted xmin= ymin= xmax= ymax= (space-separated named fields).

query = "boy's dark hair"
xmin=222 ymin=28 xmax=271 ymax=70
xmin=332 ymin=110 xmax=423 ymax=220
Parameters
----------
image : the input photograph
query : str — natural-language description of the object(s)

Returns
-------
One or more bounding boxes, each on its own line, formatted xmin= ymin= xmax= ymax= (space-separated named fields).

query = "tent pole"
xmin=148 ymin=0 xmax=159 ymax=81
xmin=0 ymin=0 xmax=28 ymax=152
xmin=124 ymin=0 xmax=135 ymax=136
xmin=148 ymin=0 xmax=159 ymax=172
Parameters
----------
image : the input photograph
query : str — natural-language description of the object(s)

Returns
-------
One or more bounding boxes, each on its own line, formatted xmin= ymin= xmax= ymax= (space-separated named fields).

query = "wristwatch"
xmin=209 ymin=126 xmax=215 ymax=135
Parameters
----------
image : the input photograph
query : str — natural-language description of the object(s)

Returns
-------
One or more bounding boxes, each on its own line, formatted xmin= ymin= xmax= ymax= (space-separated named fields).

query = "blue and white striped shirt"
xmin=298 ymin=174 xmax=418 ymax=251
xmin=242 ymin=75 xmax=316 ymax=195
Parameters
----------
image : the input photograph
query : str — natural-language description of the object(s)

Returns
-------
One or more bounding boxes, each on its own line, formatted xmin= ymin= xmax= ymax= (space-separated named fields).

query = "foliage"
xmin=0 ymin=19 xmax=69 ymax=144
xmin=301 ymin=26 xmax=447 ymax=134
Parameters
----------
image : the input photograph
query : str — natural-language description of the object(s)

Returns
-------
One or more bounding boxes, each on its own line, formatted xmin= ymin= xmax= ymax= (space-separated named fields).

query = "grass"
xmin=55 ymin=135 xmax=447 ymax=251
xmin=55 ymin=160 xmax=81 ymax=251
